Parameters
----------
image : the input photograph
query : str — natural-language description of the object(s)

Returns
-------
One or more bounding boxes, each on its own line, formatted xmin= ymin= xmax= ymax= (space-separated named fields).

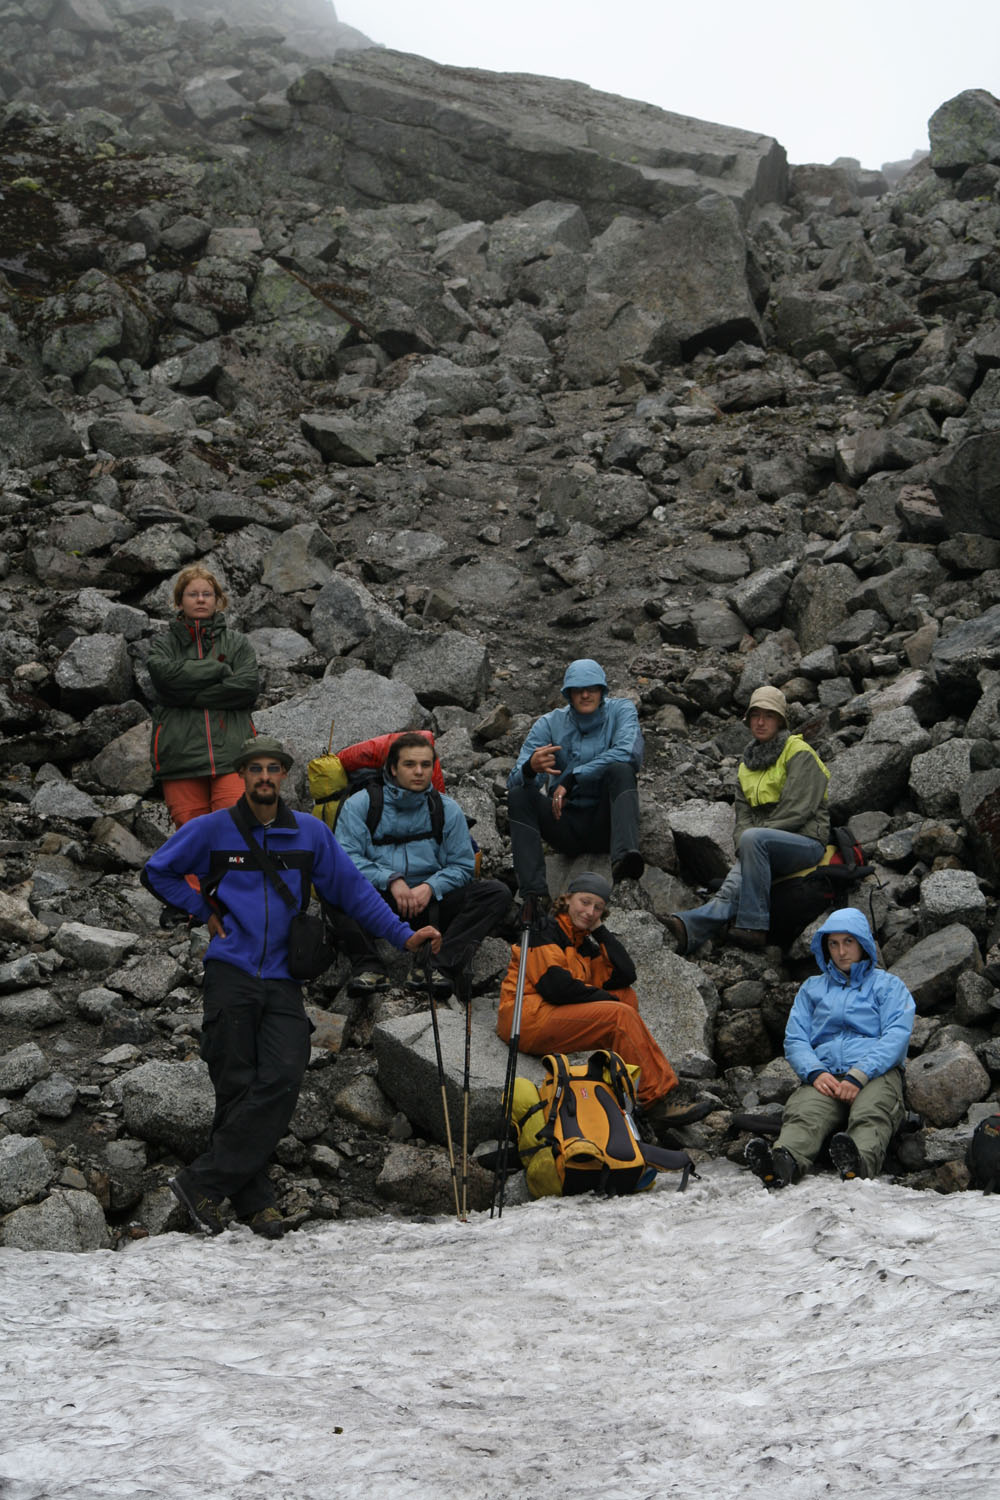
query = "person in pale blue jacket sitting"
xmin=333 ymin=732 xmax=510 ymax=998
xmin=507 ymin=658 xmax=645 ymax=909
xmin=745 ymin=907 xmax=915 ymax=1187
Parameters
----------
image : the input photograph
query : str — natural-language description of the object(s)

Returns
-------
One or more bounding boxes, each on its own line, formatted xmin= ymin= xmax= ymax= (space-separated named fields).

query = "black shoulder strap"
xmin=428 ymin=789 xmax=444 ymax=842
xmin=364 ymin=779 xmax=385 ymax=839
xmin=227 ymin=803 xmax=308 ymax=912
xmin=365 ymin=783 xmax=446 ymax=846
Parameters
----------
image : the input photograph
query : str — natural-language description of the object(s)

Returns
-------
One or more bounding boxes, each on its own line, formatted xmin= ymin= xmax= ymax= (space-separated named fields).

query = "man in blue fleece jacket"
xmin=143 ymin=735 xmax=440 ymax=1238
xmin=745 ymin=907 xmax=915 ymax=1188
xmin=507 ymin=658 xmax=645 ymax=907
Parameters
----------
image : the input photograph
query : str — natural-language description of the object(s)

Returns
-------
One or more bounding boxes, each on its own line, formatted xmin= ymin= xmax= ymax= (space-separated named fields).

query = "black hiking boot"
xmin=772 ymin=1147 xmax=800 ymax=1187
xmin=830 ymin=1132 xmax=866 ymax=1180
xmin=745 ymin=1138 xmax=798 ymax=1188
xmin=612 ymin=851 xmax=645 ymax=884
xmin=406 ymin=963 xmax=453 ymax=1000
xmin=244 ymin=1205 xmax=292 ymax=1240
xmin=346 ymin=968 xmax=389 ymax=997
xmin=169 ymin=1172 xmax=226 ymax=1235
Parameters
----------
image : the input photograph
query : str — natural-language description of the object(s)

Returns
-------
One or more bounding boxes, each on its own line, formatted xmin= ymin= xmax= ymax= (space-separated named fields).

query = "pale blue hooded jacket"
xmin=784 ymin=907 xmax=915 ymax=1089
xmin=507 ymin=658 xmax=644 ymax=808
xmin=336 ymin=774 xmax=474 ymax=900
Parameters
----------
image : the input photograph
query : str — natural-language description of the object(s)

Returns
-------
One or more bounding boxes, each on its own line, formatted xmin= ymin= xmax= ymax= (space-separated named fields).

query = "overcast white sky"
xmin=337 ymin=0 xmax=998 ymax=170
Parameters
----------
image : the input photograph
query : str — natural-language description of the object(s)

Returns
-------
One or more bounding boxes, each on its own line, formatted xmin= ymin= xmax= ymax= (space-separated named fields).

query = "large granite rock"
xmin=563 ymin=196 xmax=765 ymax=384
xmin=256 ymin=50 xmax=787 ymax=234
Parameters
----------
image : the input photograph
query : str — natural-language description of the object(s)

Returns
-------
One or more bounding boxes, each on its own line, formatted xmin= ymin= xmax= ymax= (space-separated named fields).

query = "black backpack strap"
xmin=227 ymin=804 xmax=308 ymax=912
xmin=428 ymin=789 xmax=444 ymax=843
xmin=363 ymin=778 xmax=386 ymax=840
xmin=639 ymin=1140 xmax=696 ymax=1192
xmin=538 ymin=1054 xmax=573 ymax=1145
xmin=365 ymin=781 xmax=446 ymax=846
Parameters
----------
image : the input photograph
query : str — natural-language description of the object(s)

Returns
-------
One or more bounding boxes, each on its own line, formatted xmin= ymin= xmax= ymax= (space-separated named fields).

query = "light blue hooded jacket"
xmin=507 ymin=658 xmax=644 ymax=808
xmin=336 ymin=774 xmax=475 ymax=900
xmin=784 ymin=907 xmax=915 ymax=1089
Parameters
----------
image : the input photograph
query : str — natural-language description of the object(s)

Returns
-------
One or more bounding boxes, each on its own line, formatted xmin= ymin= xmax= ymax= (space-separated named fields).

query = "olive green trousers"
xmin=776 ymin=1068 xmax=905 ymax=1178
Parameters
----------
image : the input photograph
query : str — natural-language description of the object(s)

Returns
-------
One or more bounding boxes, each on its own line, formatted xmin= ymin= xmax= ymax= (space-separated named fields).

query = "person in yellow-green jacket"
xmin=667 ymin=686 xmax=830 ymax=955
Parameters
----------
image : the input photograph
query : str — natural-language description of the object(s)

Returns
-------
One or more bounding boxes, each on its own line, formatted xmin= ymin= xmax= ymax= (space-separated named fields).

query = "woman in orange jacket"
xmin=497 ymin=872 xmax=711 ymax=1126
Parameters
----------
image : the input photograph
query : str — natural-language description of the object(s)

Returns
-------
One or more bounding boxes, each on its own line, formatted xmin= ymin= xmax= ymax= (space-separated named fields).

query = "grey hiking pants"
xmin=776 ymin=1067 xmax=906 ymax=1178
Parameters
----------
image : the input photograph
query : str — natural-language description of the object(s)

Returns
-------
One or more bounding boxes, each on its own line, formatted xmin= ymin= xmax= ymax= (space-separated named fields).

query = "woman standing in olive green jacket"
xmin=668 ymin=685 xmax=830 ymax=955
xmin=148 ymin=566 xmax=259 ymax=829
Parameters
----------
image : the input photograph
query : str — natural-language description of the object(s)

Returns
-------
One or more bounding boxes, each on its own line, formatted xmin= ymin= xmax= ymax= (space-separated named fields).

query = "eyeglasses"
xmin=246 ymin=763 xmax=284 ymax=775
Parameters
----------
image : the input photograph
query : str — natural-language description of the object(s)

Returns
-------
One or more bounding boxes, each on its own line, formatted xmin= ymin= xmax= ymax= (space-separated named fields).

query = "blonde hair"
xmin=173 ymin=565 xmax=227 ymax=611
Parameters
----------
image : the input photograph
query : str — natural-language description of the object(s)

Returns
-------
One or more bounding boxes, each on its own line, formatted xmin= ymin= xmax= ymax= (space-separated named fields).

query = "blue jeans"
xmin=676 ymin=828 xmax=825 ymax=952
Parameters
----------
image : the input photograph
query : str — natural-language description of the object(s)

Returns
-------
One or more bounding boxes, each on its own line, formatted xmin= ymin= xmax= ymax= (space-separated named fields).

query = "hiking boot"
xmin=406 ymin=963 xmax=453 ymax=1000
xmin=413 ymin=966 xmax=452 ymax=1002
xmin=346 ymin=968 xmax=389 ymax=997
xmin=645 ymin=1095 xmax=715 ymax=1128
xmin=830 ymin=1132 xmax=866 ymax=1180
xmin=745 ymin=1138 xmax=799 ymax=1188
xmin=771 ymin=1147 xmax=800 ymax=1187
xmin=169 ymin=1172 xmax=226 ymax=1235
xmin=665 ymin=915 xmax=688 ymax=955
xmin=728 ymin=926 xmax=767 ymax=951
xmin=612 ymin=851 xmax=645 ymax=884
xmin=244 ymin=1205 xmax=291 ymax=1240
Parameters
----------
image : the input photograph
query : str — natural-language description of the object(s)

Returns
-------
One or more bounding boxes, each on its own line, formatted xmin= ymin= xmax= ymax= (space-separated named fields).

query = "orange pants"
xmin=506 ymin=991 xmax=678 ymax=1105
xmin=162 ymin=774 xmax=244 ymax=894
xmin=162 ymin=773 xmax=244 ymax=829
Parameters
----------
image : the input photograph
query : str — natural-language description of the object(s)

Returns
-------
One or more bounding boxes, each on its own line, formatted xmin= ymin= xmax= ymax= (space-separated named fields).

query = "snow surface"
xmin=2 ymin=1161 xmax=998 ymax=1500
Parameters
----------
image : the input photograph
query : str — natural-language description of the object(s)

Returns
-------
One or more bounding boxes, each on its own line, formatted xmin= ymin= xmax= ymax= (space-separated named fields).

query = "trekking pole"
xmin=422 ymin=942 xmax=462 ymax=1221
xmin=455 ymin=954 xmax=473 ymax=1223
xmin=491 ymin=896 xmax=535 ymax=1219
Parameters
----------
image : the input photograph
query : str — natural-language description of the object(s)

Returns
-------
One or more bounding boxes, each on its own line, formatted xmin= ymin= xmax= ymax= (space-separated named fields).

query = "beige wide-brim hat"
xmin=744 ymin=686 xmax=788 ymax=725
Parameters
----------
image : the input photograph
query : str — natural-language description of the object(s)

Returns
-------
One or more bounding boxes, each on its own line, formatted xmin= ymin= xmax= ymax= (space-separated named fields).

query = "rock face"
xmin=1 ymin=0 xmax=1000 ymax=1248
xmin=266 ymin=50 xmax=787 ymax=233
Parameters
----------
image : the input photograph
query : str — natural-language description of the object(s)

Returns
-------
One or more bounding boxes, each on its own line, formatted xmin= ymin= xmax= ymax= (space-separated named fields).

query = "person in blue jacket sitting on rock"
xmin=507 ymin=658 xmax=644 ymax=910
xmin=745 ymin=906 xmax=916 ymax=1188
xmin=333 ymin=732 xmax=511 ymax=999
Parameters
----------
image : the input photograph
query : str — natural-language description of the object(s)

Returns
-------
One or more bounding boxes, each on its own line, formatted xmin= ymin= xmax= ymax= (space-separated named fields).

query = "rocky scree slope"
xmin=1 ymin=2 xmax=1000 ymax=1247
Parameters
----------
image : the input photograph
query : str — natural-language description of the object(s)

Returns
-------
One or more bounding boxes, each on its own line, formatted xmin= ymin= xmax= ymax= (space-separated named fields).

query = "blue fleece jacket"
xmin=336 ymin=776 xmax=475 ymax=899
xmin=142 ymin=797 xmax=414 ymax=980
xmin=784 ymin=907 xmax=915 ymax=1088
xmin=507 ymin=658 xmax=644 ymax=807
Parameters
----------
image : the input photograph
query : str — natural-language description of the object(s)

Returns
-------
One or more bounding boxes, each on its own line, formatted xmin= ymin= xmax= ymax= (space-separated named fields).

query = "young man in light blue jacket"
xmin=745 ymin=907 xmax=915 ymax=1187
xmin=507 ymin=658 xmax=645 ymax=909
xmin=333 ymin=732 xmax=511 ymax=998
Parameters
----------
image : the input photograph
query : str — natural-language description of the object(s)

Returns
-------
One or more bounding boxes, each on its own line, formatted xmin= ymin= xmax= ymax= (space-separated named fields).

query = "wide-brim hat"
xmin=233 ymin=735 xmax=293 ymax=771
xmin=745 ymin=686 xmax=788 ymax=725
